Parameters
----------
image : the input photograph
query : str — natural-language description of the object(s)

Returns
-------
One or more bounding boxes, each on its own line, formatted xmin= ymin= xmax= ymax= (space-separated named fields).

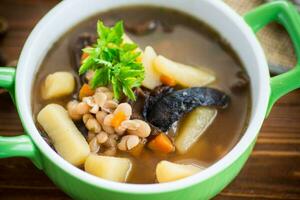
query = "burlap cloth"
xmin=225 ymin=0 xmax=297 ymax=73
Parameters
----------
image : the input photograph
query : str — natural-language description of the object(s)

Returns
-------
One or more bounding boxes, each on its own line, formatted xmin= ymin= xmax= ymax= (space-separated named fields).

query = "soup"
xmin=32 ymin=6 xmax=250 ymax=184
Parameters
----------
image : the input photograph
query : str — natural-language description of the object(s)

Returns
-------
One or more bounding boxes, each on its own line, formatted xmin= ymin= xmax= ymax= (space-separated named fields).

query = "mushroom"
xmin=143 ymin=87 xmax=229 ymax=132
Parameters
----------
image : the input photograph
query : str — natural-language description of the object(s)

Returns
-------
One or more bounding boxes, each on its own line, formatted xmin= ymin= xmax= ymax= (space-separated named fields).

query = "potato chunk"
xmin=37 ymin=104 xmax=90 ymax=166
xmin=156 ymin=161 xmax=203 ymax=183
xmin=142 ymin=46 xmax=161 ymax=89
xmin=175 ymin=107 xmax=217 ymax=154
xmin=42 ymin=71 xmax=75 ymax=100
xmin=85 ymin=154 xmax=132 ymax=182
xmin=154 ymin=56 xmax=215 ymax=87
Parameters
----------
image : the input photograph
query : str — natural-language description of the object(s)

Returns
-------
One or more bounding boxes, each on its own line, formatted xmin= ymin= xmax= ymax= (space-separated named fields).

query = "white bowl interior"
xmin=16 ymin=0 xmax=270 ymax=194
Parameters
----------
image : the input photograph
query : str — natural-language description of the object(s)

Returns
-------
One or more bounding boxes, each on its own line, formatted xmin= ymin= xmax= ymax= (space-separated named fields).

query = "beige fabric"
xmin=224 ymin=0 xmax=296 ymax=71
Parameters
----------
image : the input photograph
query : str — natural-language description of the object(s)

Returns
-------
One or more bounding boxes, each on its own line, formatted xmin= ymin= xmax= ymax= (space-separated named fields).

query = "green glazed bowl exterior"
xmin=1 ymin=0 xmax=300 ymax=199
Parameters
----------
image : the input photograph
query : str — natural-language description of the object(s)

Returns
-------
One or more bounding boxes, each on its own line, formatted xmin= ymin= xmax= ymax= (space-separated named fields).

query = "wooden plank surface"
xmin=0 ymin=1 xmax=299 ymax=199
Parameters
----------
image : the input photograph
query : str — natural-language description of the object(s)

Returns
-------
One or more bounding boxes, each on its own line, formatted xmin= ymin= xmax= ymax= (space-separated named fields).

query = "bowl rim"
xmin=16 ymin=0 xmax=270 ymax=194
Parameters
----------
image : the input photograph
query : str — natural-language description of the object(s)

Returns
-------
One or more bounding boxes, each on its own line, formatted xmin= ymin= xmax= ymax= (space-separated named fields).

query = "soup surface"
xmin=32 ymin=6 xmax=251 ymax=183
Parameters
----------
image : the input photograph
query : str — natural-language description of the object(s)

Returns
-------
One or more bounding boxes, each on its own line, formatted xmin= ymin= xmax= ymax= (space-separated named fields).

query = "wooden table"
xmin=0 ymin=1 xmax=299 ymax=199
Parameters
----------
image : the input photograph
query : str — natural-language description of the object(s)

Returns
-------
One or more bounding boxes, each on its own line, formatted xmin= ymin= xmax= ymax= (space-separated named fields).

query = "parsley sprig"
xmin=79 ymin=20 xmax=144 ymax=100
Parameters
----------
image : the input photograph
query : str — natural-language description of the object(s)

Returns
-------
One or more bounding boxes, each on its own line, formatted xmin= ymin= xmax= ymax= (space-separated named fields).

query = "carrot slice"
xmin=160 ymin=75 xmax=176 ymax=86
xmin=111 ymin=112 xmax=127 ymax=128
xmin=148 ymin=133 xmax=175 ymax=154
xmin=79 ymin=83 xmax=95 ymax=100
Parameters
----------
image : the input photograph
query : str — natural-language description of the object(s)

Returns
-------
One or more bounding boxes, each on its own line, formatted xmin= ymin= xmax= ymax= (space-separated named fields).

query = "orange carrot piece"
xmin=148 ymin=133 xmax=175 ymax=154
xmin=160 ymin=75 xmax=176 ymax=86
xmin=79 ymin=83 xmax=95 ymax=100
xmin=111 ymin=111 xmax=127 ymax=128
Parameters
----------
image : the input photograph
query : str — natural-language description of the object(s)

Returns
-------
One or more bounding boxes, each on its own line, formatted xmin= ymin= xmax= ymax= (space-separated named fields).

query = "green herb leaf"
xmin=90 ymin=67 xmax=109 ymax=88
xmin=113 ymin=21 xmax=124 ymax=41
xmin=78 ymin=20 xmax=144 ymax=100
xmin=123 ymin=84 xmax=136 ymax=101
xmin=79 ymin=57 xmax=94 ymax=75
xmin=111 ymin=76 xmax=122 ymax=100
xmin=123 ymin=43 xmax=138 ymax=51
xmin=97 ymin=21 xmax=109 ymax=40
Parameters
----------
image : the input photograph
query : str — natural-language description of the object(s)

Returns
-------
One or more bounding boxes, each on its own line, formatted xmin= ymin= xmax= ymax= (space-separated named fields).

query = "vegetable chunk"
xmin=156 ymin=161 xmax=203 ymax=183
xmin=37 ymin=104 xmax=90 ymax=166
xmin=148 ymin=133 xmax=175 ymax=154
xmin=175 ymin=107 xmax=217 ymax=154
xmin=85 ymin=154 xmax=132 ymax=182
xmin=42 ymin=71 xmax=75 ymax=100
xmin=142 ymin=46 xmax=161 ymax=89
xmin=79 ymin=83 xmax=95 ymax=100
xmin=154 ymin=56 xmax=215 ymax=87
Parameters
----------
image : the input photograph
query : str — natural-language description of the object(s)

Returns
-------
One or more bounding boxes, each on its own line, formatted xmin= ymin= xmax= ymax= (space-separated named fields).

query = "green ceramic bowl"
xmin=1 ymin=0 xmax=300 ymax=199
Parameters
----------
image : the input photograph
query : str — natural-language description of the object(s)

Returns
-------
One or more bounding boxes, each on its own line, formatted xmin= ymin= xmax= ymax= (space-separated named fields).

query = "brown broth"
xmin=32 ymin=6 xmax=251 ymax=184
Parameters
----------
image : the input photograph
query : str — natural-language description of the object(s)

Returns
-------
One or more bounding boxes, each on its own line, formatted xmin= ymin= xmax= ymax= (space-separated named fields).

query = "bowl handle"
xmin=244 ymin=1 xmax=300 ymax=115
xmin=0 ymin=67 xmax=42 ymax=169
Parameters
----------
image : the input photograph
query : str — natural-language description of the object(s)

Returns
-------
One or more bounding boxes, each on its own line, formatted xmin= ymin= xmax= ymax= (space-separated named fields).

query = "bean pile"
xmin=67 ymin=86 xmax=151 ymax=156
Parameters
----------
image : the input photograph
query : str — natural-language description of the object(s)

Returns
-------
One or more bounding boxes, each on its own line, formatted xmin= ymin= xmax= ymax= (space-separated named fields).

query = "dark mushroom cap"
xmin=144 ymin=87 xmax=229 ymax=132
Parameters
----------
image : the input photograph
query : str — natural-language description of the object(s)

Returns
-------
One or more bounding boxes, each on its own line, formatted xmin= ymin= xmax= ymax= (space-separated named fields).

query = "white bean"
xmin=86 ymin=118 xmax=101 ymax=133
xmin=103 ymin=100 xmax=118 ymax=112
xmin=96 ymin=111 xmax=107 ymax=125
xmin=89 ymin=137 xmax=100 ymax=153
xmin=121 ymin=120 xmax=140 ymax=130
xmin=83 ymin=96 xmax=95 ymax=107
xmin=76 ymin=102 xmax=90 ymax=115
xmin=127 ymin=120 xmax=151 ymax=138
xmin=94 ymin=92 xmax=107 ymax=108
xmin=114 ymin=103 xmax=132 ymax=120
xmin=117 ymin=135 xmax=140 ymax=151
xmin=89 ymin=105 xmax=99 ymax=114
xmin=96 ymin=132 xmax=108 ymax=144
xmin=102 ymin=124 xmax=115 ymax=134
xmin=117 ymin=137 xmax=128 ymax=151
xmin=83 ymin=114 xmax=93 ymax=124
xmin=103 ymin=114 xmax=114 ymax=126
xmin=126 ymin=135 xmax=140 ymax=150
xmin=67 ymin=100 xmax=81 ymax=120
xmin=115 ymin=125 xmax=126 ymax=135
